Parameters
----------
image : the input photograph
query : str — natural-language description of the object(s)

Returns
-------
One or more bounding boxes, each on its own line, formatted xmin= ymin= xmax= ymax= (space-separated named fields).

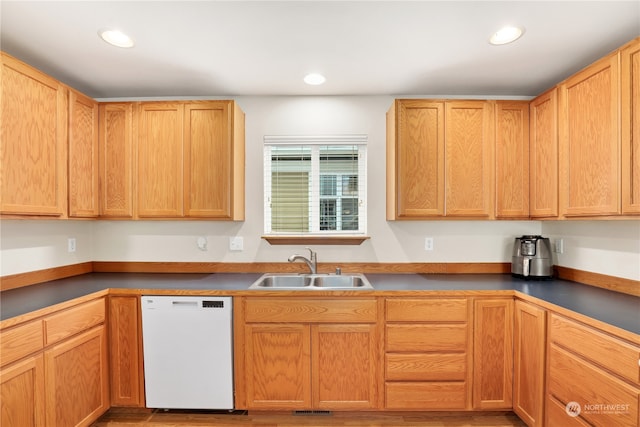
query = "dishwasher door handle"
xmin=171 ymin=301 xmax=199 ymax=307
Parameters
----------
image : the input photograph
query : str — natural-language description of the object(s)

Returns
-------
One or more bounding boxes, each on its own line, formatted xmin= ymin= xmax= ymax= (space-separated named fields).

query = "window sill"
xmin=262 ymin=235 xmax=370 ymax=246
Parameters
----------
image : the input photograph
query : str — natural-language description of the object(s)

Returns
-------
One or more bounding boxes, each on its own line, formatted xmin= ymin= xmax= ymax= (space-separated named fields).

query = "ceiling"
xmin=1 ymin=1 xmax=638 ymax=98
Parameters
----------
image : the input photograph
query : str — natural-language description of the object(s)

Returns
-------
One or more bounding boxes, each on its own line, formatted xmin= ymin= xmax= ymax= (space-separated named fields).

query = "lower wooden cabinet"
xmin=513 ymin=300 xmax=546 ymax=427
xmin=44 ymin=325 xmax=109 ymax=427
xmin=0 ymin=355 xmax=45 ymax=427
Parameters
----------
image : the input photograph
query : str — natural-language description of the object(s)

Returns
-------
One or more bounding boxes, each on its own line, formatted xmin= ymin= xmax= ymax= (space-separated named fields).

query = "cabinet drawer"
xmin=385 ymin=382 xmax=467 ymax=409
xmin=546 ymin=395 xmax=591 ymax=427
xmin=44 ymin=298 xmax=105 ymax=345
xmin=550 ymin=313 xmax=640 ymax=385
xmin=0 ymin=320 xmax=43 ymax=367
xmin=386 ymin=298 xmax=467 ymax=322
xmin=386 ymin=353 xmax=466 ymax=381
xmin=386 ymin=324 xmax=467 ymax=352
xmin=548 ymin=344 xmax=639 ymax=427
xmin=244 ymin=298 xmax=377 ymax=323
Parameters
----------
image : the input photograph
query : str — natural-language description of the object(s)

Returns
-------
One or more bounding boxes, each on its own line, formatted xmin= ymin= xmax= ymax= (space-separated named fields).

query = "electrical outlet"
xmin=197 ymin=236 xmax=208 ymax=251
xmin=424 ymin=237 xmax=434 ymax=251
xmin=555 ymin=238 xmax=564 ymax=254
xmin=67 ymin=238 xmax=76 ymax=253
xmin=229 ymin=236 xmax=244 ymax=251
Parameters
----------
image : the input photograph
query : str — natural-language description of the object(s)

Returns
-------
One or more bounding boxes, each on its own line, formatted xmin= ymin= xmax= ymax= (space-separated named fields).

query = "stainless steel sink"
xmin=249 ymin=273 xmax=373 ymax=290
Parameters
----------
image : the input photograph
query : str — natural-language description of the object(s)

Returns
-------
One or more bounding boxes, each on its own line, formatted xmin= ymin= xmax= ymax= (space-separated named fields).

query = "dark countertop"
xmin=1 ymin=272 xmax=638 ymax=335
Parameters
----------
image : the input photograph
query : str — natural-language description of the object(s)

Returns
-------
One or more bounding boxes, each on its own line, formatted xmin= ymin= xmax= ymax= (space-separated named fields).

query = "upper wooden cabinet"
xmin=387 ymin=99 xmax=494 ymax=219
xmin=1 ymin=52 xmax=68 ymax=217
xmin=621 ymin=37 xmax=640 ymax=215
xmin=495 ymin=101 xmax=529 ymax=219
xmin=529 ymin=88 xmax=559 ymax=218
xmin=68 ymin=89 xmax=99 ymax=218
xmin=559 ymin=51 xmax=620 ymax=217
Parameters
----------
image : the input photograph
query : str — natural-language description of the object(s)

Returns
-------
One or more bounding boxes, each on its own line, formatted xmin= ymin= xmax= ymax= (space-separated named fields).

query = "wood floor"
xmin=92 ymin=408 xmax=528 ymax=427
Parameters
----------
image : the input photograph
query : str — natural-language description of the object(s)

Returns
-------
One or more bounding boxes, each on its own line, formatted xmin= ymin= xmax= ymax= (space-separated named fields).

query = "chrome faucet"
xmin=288 ymin=247 xmax=317 ymax=274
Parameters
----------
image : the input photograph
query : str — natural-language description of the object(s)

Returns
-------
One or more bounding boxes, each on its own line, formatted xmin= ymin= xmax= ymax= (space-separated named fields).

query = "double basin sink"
xmin=249 ymin=273 xmax=373 ymax=290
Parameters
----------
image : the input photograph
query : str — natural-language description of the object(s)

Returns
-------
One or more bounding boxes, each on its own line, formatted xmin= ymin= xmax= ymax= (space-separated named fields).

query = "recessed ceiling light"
xmin=99 ymin=28 xmax=135 ymax=48
xmin=304 ymin=73 xmax=326 ymax=85
xmin=489 ymin=26 xmax=524 ymax=45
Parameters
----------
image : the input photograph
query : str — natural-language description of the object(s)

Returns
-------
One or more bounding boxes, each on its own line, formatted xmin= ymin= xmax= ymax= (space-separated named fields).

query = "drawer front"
xmin=548 ymin=344 xmax=639 ymax=427
xmin=44 ymin=298 xmax=105 ymax=345
xmin=386 ymin=324 xmax=467 ymax=352
xmin=244 ymin=298 xmax=377 ymax=323
xmin=386 ymin=298 xmax=468 ymax=322
xmin=385 ymin=382 xmax=467 ymax=409
xmin=0 ymin=321 xmax=44 ymax=367
xmin=550 ymin=313 xmax=640 ymax=384
xmin=386 ymin=353 xmax=466 ymax=381
xmin=546 ymin=395 xmax=592 ymax=427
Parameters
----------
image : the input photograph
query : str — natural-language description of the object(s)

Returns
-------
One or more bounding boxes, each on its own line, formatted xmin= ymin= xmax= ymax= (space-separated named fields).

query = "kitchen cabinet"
xmin=0 ymin=355 xmax=45 ymax=427
xmin=529 ymin=88 xmax=559 ymax=218
xmin=621 ymin=37 xmax=640 ymax=215
xmin=559 ymin=51 xmax=620 ymax=217
xmin=495 ymin=101 xmax=529 ymax=219
xmin=108 ymin=295 xmax=144 ymax=407
xmin=546 ymin=313 xmax=640 ymax=427
xmin=68 ymin=88 xmax=99 ymax=218
xmin=472 ymin=298 xmax=513 ymax=409
xmin=1 ymin=52 xmax=68 ymax=217
xmin=98 ymin=103 xmax=135 ymax=218
xmin=238 ymin=297 xmax=380 ymax=410
xmin=513 ymin=300 xmax=546 ymax=427
xmin=384 ymin=298 xmax=471 ymax=410
xmin=386 ymin=100 xmax=493 ymax=219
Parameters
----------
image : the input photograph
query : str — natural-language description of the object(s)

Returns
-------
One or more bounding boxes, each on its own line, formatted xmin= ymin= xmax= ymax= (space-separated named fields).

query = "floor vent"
xmin=293 ymin=410 xmax=332 ymax=416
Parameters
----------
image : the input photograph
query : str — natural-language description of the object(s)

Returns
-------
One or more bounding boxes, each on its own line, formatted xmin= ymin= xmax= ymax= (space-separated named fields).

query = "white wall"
xmin=1 ymin=96 xmax=638 ymax=281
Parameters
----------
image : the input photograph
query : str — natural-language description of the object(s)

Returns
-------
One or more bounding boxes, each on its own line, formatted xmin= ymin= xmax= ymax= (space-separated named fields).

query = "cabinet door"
xmin=98 ymin=103 xmax=135 ymax=218
xmin=109 ymin=296 xmax=143 ymax=407
xmin=513 ymin=300 xmax=546 ymax=427
xmin=1 ymin=53 xmax=67 ymax=216
xmin=445 ymin=101 xmax=494 ymax=217
xmin=529 ymin=88 xmax=559 ymax=218
xmin=0 ymin=355 xmax=45 ymax=427
xmin=312 ymin=324 xmax=378 ymax=409
xmin=559 ymin=52 xmax=620 ymax=216
xmin=621 ymin=37 xmax=640 ymax=215
xmin=44 ymin=325 xmax=109 ymax=427
xmin=495 ymin=101 xmax=529 ymax=218
xmin=68 ymin=89 xmax=99 ymax=217
xmin=388 ymin=100 xmax=445 ymax=218
xmin=137 ymin=102 xmax=183 ymax=217
xmin=244 ymin=323 xmax=311 ymax=409
xmin=184 ymin=101 xmax=232 ymax=218
xmin=473 ymin=298 xmax=513 ymax=409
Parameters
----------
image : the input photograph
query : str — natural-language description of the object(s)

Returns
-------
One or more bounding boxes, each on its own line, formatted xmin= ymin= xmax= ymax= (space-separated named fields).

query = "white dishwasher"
xmin=141 ymin=295 xmax=233 ymax=409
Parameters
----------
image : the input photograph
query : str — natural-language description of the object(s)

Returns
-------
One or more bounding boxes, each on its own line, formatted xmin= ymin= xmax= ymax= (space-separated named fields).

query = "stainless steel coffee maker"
xmin=511 ymin=235 xmax=553 ymax=279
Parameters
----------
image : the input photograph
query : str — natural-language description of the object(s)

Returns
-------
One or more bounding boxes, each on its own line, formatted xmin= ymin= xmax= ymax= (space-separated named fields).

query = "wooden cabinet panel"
xmin=545 ymin=394 xmax=592 ymax=427
xmin=98 ymin=103 xmax=134 ymax=218
xmin=68 ymin=89 xmax=99 ymax=217
xmin=445 ymin=101 xmax=494 ymax=217
xmin=1 ymin=52 xmax=67 ymax=216
xmin=385 ymin=382 xmax=467 ymax=409
xmin=529 ymin=88 xmax=559 ymax=218
xmin=559 ymin=52 xmax=620 ymax=216
xmin=245 ymin=298 xmax=377 ymax=323
xmin=386 ymin=324 xmax=467 ymax=352
xmin=44 ymin=298 xmax=105 ymax=346
xmin=44 ymin=325 xmax=109 ymax=427
xmin=0 ymin=321 xmax=43 ymax=368
xmin=244 ymin=323 xmax=311 ymax=409
xmin=386 ymin=298 xmax=467 ymax=322
xmin=513 ymin=300 xmax=546 ymax=427
xmin=621 ymin=37 xmax=640 ymax=214
xmin=387 ymin=100 xmax=445 ymax=218
xmin=547 ymin=343 xmax=639 ymax=427
xmin=109 ymin=296 xmax=143 ymax=407
xmin=386 ymin=353 xmax=466 ymax=381
xmin=312 ymin=324 xmax=378 ymax=409
xmin=137 ymin=102 xmax=184 ymax=217
xmin=495 ymin=101 xmax=529 ymax=218
xmin=0 ymin=355 xmax=45 ymax=427
xmin=472 ymin=298 xmax=513 ymax=409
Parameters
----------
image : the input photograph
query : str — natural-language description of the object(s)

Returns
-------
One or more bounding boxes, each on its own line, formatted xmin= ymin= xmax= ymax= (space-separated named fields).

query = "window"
xmin=264 ymin=135 xmax=367 ymax=236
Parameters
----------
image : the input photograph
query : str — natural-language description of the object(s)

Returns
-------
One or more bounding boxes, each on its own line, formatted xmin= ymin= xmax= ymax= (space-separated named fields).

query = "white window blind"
xmin=264 ymin=135 xmax=367 ymax=235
